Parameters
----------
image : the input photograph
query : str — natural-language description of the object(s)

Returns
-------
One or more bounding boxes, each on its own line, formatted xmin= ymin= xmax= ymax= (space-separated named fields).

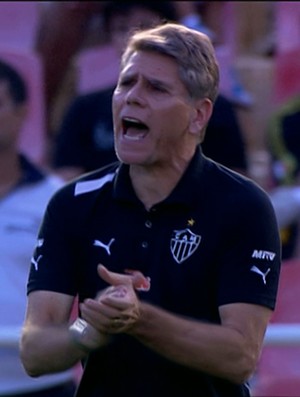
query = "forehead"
xmin=121 ymin=51 xmax=180 ymax=81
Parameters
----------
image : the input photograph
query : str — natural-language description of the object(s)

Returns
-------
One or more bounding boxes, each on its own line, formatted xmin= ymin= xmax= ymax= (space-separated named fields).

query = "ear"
xmin=189 ymin=98 xmax=213 ymax=143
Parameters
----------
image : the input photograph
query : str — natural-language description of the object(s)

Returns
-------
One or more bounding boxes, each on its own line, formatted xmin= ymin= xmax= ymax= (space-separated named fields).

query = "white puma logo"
xmin=94 ymin=238 xmax=115 ymax=255
xmin=250 ymin=265 xmax=271 ymax=285
xmin=31 ymin=255 xmax=42 ymax=271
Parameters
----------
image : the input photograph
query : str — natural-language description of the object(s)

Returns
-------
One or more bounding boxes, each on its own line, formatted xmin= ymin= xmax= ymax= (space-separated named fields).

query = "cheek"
xmin=112 ymin=96 xmax=121 ymax=126
xmin=155 ymin=103 xmax=190 ymax=133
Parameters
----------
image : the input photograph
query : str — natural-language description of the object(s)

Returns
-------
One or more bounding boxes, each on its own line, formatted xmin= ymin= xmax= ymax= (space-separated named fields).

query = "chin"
xmin=116 ymin=149 xmax=148 ymax=165
xmin=119 ymin=157 xmax=145 ymax=166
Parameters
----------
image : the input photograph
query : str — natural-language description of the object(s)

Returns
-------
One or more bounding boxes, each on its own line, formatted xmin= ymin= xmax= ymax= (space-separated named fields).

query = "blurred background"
xmin=0 ymin=2 xmax=293 ymax=182
xmin=0 ymin=2 xmax=277 ymax=178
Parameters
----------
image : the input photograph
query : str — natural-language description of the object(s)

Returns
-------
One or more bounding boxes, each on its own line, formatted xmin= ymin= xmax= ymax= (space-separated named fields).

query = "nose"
xmin=125 ymin=81 xmax=145 ymax=106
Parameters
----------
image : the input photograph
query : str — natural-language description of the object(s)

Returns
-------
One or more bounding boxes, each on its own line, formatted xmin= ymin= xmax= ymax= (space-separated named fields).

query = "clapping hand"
xmin=80 ymin=265 xmax=141 ymax=334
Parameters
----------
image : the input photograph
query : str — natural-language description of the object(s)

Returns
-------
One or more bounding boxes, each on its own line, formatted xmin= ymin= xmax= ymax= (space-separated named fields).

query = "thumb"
xmin=97 ymin=264 xmax=133 ymax=287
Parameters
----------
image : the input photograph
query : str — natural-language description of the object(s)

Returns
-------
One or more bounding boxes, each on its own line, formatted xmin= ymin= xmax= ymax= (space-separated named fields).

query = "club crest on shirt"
xmin=171 ymin=228 xmax=201 ymax=264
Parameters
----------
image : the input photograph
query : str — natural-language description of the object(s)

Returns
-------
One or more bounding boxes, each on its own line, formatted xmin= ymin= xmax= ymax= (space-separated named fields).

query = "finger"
xmin=108 ymin=317 xmax=133 ymax=334
xmin=85 ymin=292 xmax=133 ymax=312
xmin=81 ymin=301 xmax=136 ymax=334
xmin=125 ymin=269 xmax=151 ymax=291
xmin=80 ymin=300 xmax=122 ymax=327
xmin=97 ymin=264 xmax=133 ymax=287
xmin=97 ymin=285 xmax=128 ymax=299
xmin=81 ymin=298 xmax=121 ymax=318
xmin=100 ymin=293 xmax=135 ymax=310
xmin=80 ymin=304 xmax=110 ymax=332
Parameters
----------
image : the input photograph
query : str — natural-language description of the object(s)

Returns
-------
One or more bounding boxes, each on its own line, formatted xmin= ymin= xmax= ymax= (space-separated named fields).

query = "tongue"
xmin=125 ymin=127 xmax=147 ymax=139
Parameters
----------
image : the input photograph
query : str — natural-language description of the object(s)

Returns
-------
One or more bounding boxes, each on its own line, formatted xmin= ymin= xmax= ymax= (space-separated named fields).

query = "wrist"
xmin=69 ymin=317 xmax=108 ymax=353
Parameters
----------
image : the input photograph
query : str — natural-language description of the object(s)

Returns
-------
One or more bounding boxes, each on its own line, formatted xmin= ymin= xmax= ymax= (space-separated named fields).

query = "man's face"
xmin=112 ymin=50 xmax=198 ymax=168
xmin=0 ymin=80 xmax=25 ymax=151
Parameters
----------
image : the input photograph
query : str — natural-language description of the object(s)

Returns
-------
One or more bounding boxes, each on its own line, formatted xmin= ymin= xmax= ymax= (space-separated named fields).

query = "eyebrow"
xmin=120 ymin=68 xmax=173 ymax=88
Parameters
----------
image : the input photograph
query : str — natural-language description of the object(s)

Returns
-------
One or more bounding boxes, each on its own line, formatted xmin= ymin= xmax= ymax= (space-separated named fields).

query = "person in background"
xmin=35 ymin=1 xmax=105 ymax=115
xmin=20 ymin=23 xmax=281 ymax=397
xmin=202 ymin=93 xmax=248 ymax=175
xmin=0 ymin=60 xmax=76 ymax=396
xmin=51 ymin=1 xmax=249 ymax=181
xmin=267 ymin=94 xmax=300 ymax=259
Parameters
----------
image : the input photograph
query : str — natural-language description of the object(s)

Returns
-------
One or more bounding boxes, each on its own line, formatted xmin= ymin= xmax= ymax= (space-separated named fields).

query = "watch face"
xmin=70 ymin=317 xmax=89 ymax=335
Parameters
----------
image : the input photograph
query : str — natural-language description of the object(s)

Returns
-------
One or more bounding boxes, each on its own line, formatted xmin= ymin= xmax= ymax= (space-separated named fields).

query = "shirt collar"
xmin=113 ymin=146 xmax=206 ymax=209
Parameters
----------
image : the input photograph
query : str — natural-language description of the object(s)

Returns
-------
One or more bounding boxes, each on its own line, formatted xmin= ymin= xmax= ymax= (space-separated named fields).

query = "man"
xmin=0 ymin=60 xmax=76 ymax=396
xmin=21 ymin=23 xmax=281 ymax=397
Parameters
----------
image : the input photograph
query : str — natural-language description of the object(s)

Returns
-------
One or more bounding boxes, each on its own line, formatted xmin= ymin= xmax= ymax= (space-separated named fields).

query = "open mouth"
xmin=122 ymin=117 xmax=149 ymax=140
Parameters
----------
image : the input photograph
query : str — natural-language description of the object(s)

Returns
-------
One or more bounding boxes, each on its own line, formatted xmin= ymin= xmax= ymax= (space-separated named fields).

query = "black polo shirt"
xmin=28 ymin=148 xmax=281 ymax=397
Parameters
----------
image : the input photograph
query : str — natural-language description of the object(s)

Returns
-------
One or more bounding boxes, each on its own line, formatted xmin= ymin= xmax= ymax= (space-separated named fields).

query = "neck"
xmin=129 ymin=161 xmax=189 ymax=210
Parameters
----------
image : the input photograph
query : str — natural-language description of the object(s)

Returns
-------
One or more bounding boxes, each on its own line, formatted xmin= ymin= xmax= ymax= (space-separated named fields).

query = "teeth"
xmin=124 ymin=133 xmax=145 ymax=141
xmin=123 ymin=117 xmax=141 ymax=124
xmin=122 ymin=117 xmax=148 ymax=137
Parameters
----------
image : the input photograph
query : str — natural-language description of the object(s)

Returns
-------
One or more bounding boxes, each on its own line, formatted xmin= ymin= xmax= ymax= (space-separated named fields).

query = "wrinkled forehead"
xmin=118 ymin=51 xmax=189 ymax=97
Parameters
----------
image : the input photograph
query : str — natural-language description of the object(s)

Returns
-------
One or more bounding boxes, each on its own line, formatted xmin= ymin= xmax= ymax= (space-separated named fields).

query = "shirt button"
xmin=142 ymin=241 xmax=148 ymax=248
xmin=145 ymin=220 xmax=152 ymax=228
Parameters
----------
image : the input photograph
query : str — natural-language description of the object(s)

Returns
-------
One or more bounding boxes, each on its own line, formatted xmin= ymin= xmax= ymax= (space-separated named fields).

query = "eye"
xmin=118 ymin=76 xmax=134 ymax=87
xmin=149 ymin=81 xmax=168 ymax=93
